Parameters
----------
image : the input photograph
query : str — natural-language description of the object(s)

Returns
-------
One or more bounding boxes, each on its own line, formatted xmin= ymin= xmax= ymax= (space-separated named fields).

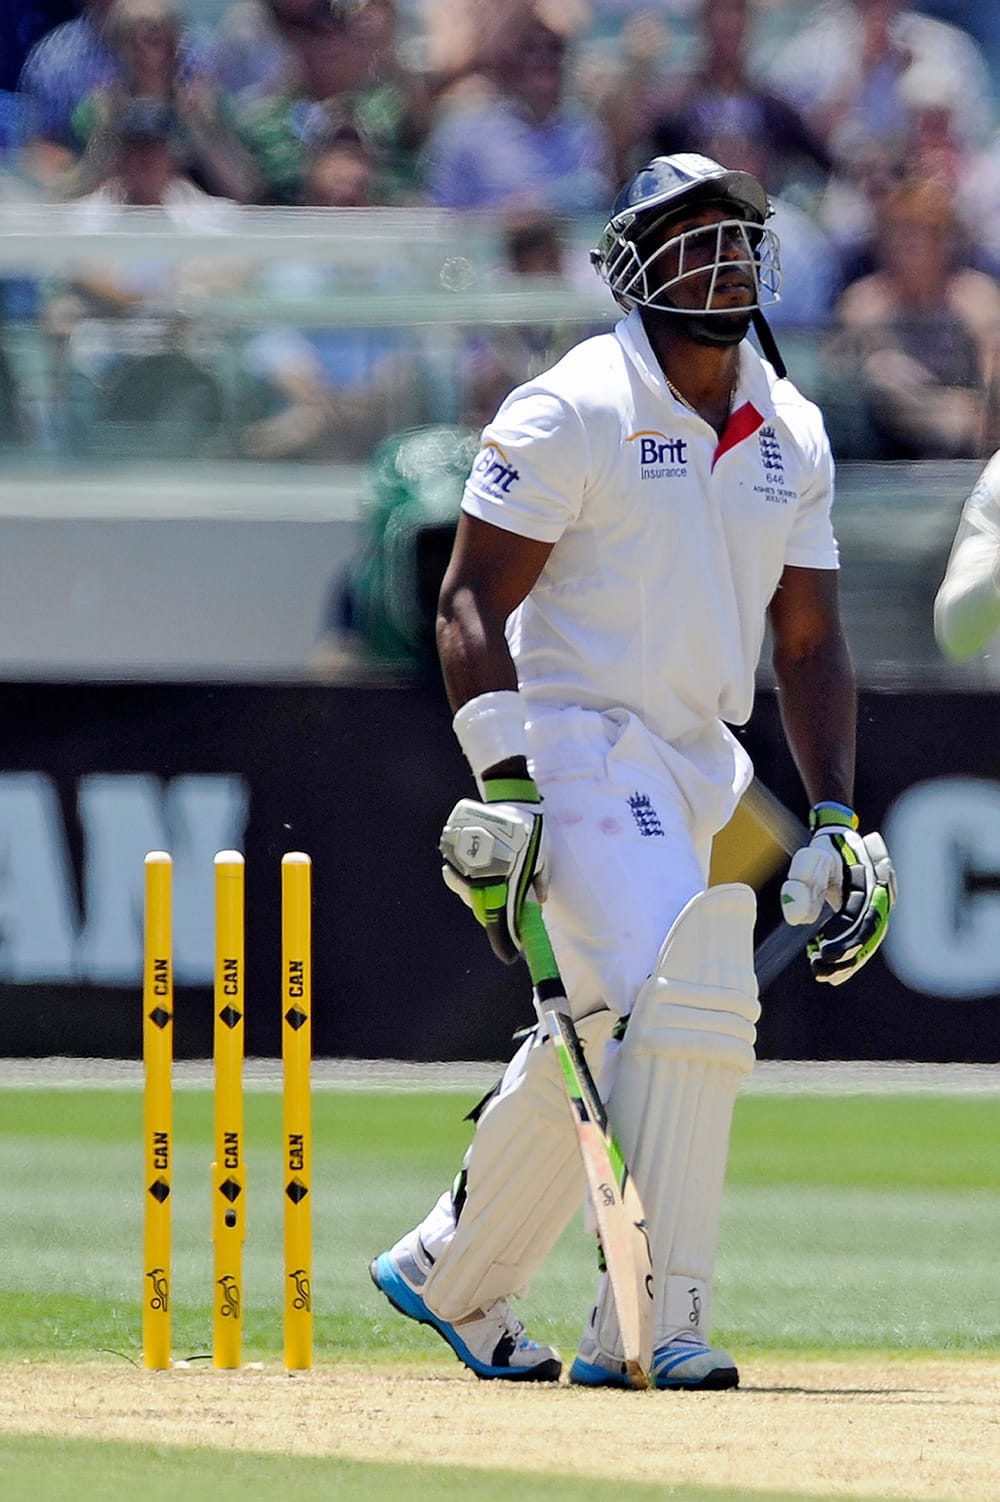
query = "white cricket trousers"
xmin=531 ymin=704 xmax=752 ymax=1020
xmin=416 ymin=704 xmax=753 ymax=1317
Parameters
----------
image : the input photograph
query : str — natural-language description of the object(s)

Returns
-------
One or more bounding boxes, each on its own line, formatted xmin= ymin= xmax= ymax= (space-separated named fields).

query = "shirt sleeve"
xmin=461 ymin=384 xmax=590 ymax=544
xmin=784 ymin=409 xmax=839 ymax=569
xmin=934 ymin=453 xmax=1000 ymax=660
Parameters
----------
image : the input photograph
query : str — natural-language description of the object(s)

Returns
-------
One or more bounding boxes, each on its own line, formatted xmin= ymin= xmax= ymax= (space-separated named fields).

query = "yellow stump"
xmin=143 ymin=850 xmax=173 ymax=1371
xmin=282 ymin=852 xmax=313 ymax=1371
xmin=212 ymin=850 xmax=246 ymax=1369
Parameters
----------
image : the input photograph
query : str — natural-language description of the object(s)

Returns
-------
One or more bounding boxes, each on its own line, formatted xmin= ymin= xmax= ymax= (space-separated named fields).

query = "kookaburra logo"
xmin=688 ymin=1286 xmax=701 ymax=1325
xmin=218 ymin=1274 xmax=240 ymax=1318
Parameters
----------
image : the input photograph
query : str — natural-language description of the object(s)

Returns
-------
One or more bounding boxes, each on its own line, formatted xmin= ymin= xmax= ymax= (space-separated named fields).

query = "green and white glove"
xmin=781 ymin=802 xmax=897 ymax=987
xmin=439 ymin=777 xmax=548 ymax=965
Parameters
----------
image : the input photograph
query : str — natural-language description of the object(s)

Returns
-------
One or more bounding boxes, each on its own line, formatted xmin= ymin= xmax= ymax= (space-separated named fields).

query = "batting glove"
xmin=781 ymin=803 xmax=897 ymax=986
xmin=439 ymin=777 xmax=548 ymax=965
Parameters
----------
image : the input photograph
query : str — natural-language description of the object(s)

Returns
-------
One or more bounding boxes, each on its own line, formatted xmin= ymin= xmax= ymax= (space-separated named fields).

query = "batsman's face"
xmin=647 ymin=205 xmax=759 ymax=314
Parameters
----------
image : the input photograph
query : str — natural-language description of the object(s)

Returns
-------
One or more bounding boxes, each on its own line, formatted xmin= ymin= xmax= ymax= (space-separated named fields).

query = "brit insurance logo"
xmin=471 ymin=442 xmax=520 ymax=500
xmin=627 ymin=430 xmax=689 ymax=480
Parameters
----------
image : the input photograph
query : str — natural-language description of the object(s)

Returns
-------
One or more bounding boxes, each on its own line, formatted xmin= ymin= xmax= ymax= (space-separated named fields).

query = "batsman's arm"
xmin=436 ymin=512 xmax=553 ymax=727
xmin=437 ymin=513 xmax=557 ymax=959
xmin=767 ymin=564 xmax=856 ymax=810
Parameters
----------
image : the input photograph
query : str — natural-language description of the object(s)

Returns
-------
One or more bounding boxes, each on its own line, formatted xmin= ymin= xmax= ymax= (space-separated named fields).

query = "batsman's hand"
xmin=781 ymin=803 xmax=897 ymax=987
xmin=439 ymin=777 xmax=549 ymax=965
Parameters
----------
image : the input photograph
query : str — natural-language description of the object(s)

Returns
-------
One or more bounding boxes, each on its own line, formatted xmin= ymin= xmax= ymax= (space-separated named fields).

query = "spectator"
xmin=527 ymin=5 xmax=675 ymax=186
xmin=814 ymin=127 xmax=908 ymax=285
xmin=300 ymin=120 xmax=373 ymax=206
xmin=875 ymin=55 xmax=1000 ymax=278
xmin=240 ymin=128 xmax=423 ymax=460
xmin=0 ymin=1 xmax=82 ymax=92
xmin=422 ymin=4 xmax=614 ymax=213
xmin=72 ymin=95 xmax=233 ymax=212
xmin=957 ymin=131 xmax=1000 ymax=280
xmin=911 ymin=2 xmax=1000 ymax=77
xmin=897 ymin=58 xmax=969 ymax=196
xmin=209 ymin=0 xmax=333 ymax=102
xmin=764 ymin=0 xmax=995 ymax=164
xmin=347 ymin=0 xmax=431 ymax=203
xmin=819 ymin=176 xmax=1000 ymax=459
xmin=16 ymin=0 xmax=212 ymax=179
xmin=414 ymin=0 xmax=590 ymax=103
xmin=68 ymin=0 xmax=263 ymax=203
xmin=17 ymin=0 xmax=118 ymax=158
xmin=461 ymin=209 xmax=606 ymax=426
xmin=649 ymin=0 xmax=833 ymax=204
xmin=0 ymin=0 xmax=83 ymax=154
xmin=44 ymin=98 xmax=236 ymax=457
xmin=224 ymin=1 xmax=371 ymax=204
xmin=217 ymin=0 xmax=430 ymax=203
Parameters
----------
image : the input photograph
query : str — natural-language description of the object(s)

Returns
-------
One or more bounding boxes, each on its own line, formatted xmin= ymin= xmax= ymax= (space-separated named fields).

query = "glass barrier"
xmin=0 ymin=204 xmax=993 ymax=687
xmin=0 ymin=204 xmax=615 ymax=468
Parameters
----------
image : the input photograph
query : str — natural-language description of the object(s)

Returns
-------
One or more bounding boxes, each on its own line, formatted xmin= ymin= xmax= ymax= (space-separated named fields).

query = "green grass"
xmin=728 ymin=1094 xmax=1000 ymax=1189
xmin=722 ymin=1093 xmax=1000 ymax=1352
xmin=1 ymin=1085 xmax=999 ymax=1363
xmin=0 ymin=1434 xmax=901 ymax=1502
xmin=2 ymin=1081 xmax=998 ymax=1502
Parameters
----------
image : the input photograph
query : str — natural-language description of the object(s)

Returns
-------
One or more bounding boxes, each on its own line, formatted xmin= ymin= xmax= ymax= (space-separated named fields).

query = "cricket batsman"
xmin=371 ymin=152 xmax=896 ymax=1388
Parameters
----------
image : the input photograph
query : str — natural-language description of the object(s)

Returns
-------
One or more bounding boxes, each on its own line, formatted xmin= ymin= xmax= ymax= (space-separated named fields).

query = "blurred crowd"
xmin=1 ymin=0 xmax=999 ymax=465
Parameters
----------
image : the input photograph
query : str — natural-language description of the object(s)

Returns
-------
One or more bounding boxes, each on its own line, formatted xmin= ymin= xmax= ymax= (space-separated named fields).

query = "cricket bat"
xmin=519 ymin=900 xmax=654 ymax=1390
xmin=741 ymin=779 xmax=832 ymax=989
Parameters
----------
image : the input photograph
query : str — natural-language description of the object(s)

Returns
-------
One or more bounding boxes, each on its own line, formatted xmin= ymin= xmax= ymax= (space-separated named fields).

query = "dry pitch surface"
xmin=2 ymin=1357 xmax=1000 ymax=1500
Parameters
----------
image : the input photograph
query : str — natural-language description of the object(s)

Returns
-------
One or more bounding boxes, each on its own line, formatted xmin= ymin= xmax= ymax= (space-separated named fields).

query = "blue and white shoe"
xmin=369 ymin=1232 xmax=562 ymax=1382
xmin=569 ymin=1328 xmax=738 ymax=1391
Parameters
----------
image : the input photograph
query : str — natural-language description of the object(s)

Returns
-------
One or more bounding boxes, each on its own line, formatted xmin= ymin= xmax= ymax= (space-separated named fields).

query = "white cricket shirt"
xmin=462 ymin=307 xmax=839 ymax=747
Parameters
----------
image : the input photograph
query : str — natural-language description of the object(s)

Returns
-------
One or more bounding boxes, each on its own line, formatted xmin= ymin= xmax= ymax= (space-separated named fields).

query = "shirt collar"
xmin=615 ymin=305 xmax=778 ymax=422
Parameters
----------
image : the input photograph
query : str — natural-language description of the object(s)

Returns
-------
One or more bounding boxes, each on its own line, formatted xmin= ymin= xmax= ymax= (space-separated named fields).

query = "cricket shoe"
xmin=569 ymin=1327 xmax=739 ymax=1390
xmin=369 ymin=1232 xmax=562 ymax=1382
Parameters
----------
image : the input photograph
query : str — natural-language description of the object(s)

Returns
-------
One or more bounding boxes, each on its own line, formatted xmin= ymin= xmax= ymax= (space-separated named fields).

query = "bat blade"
xmin=544 ymin=1007 xmax=653 ymax=1389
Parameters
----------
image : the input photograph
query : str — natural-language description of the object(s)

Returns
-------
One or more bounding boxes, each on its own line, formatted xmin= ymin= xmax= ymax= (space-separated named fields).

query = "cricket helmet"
xmin=591 ymin=152 xmax=782 ymax=340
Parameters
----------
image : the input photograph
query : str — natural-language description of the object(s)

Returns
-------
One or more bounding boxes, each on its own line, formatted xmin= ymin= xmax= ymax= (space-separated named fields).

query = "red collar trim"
xmin=712 ymin=401 xmax=765 ymax=469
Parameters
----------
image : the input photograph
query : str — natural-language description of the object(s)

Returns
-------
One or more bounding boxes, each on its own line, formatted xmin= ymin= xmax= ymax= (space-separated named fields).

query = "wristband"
xmin=810 ymin=801 xmax=859 ymax=832
xmin=483 ymin=776 xmax=541 ymax=805
xmin=453 ymin=690 xmax=528 ymax=784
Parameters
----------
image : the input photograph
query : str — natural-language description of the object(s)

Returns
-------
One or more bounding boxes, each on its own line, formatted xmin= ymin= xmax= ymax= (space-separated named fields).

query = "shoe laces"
xmin=483 ymin=1301 xmax=534 ymax=1348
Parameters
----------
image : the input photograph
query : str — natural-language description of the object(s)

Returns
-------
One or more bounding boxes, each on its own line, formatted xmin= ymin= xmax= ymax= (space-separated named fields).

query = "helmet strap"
xmin=751 ymin=310 xmax=788 ymax=378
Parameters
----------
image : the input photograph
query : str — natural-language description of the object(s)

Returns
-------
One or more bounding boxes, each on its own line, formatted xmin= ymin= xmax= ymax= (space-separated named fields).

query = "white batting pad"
xmin=419 ymin=1008 xmax=616 ymax=1321
xmin=591 ymin=883 xmax=760 ymax=1355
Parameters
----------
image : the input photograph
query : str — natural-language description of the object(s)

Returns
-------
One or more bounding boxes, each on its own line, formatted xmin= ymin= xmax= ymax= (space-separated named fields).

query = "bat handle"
xmin=519 ymin=899 xmax=562 ymax=994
